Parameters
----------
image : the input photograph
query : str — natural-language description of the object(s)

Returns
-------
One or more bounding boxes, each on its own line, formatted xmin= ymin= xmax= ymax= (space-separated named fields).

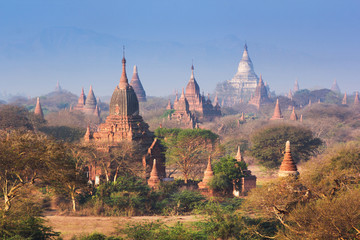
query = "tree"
xmin=0 ymin=105 xmax=33 ymax=130
xmin=0 ymin=131 xmax=59 ymax=212
xmin=250 ymin=124 xmax=322 ymax=168
xmin=209 ymin=155 xmax=248 ymax=194
xmin=155 ymin=128 xmax=219 ymax=183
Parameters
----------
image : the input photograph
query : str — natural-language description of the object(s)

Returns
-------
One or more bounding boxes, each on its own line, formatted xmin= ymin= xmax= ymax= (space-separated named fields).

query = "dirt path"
xmin=45 ymin=215 xmax=202 ymax=239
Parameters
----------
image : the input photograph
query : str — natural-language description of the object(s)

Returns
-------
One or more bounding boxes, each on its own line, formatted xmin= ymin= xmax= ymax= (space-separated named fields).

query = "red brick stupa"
xmin=342 ymin=92 xmax=347 ymax=105
xmin=289 ymin=107 xmax=298 ymax=121
xmin=198 ymin=156 xmax=214 ymax=190
xmin=147 ymin=159 xmax=161 ymax=189
xmin=248 ymin=75 xmax=270 ymax=109
xmin=34 ymin=97 xmax=44 ymax=119
xmin=278 ymin=141 xmax=299 ymax=177
xmin=354 ymin=92 xmax=360 ymax=106
xmin=270 ymin=99 xmax=283 ymax=120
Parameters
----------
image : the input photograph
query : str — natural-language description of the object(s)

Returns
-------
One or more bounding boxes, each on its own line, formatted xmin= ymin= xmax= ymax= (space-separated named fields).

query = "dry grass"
xmin=45 ymin=215 xmax=202 ymax=240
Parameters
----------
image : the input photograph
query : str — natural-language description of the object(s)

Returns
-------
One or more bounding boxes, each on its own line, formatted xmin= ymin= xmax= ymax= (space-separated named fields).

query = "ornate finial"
xmin=285 ymin=141 xmax=291 ymax=152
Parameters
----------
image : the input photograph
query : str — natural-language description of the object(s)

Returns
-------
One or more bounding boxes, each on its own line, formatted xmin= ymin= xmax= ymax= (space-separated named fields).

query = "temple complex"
xmin=278 ymin=141 xmax=299 ymax=177
xmin=130 ymin=65 xmax=147 ymax=102
xmin=171 ymin=65 xmax=221 ymax=124
xmin=270 ymin=99 xmax=283 ymax=120
xmin=34 ymin=97 xmax=44 ymax=119
xmin=73 ymin=86 xmax=100 ymax=117
xmin=248 ymin=75 xmax=270 ymax=109
xmin=330 ymin=79 xmax=341 ymax=93
xmin=85 ymin=54 xmax=166 ymax=183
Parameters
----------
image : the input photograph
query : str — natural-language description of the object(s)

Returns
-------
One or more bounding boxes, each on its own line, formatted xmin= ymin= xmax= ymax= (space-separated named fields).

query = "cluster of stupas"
xmin=167 ymin=65 xmax=221 ymax=127
xmin=83 ymin=53 xmax=165 ymax=184
xmin=269 ymin=99 xmax=302 ymax=122
xmin=72 ymin=86 xmax=100 ymax=117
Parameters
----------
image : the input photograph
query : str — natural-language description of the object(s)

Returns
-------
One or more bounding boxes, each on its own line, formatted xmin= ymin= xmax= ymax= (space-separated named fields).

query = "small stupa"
xmin=290 ymin=107 xmax=298 ymax=121
xmin=293 ymin=79 xmax=299 ymax=92
xmin=270 ymin=99 xmax=283 ymax=120
xmin=342 ymin=92 xmax=347 ymax=105
xmin=147 ymin=159 xmax=161 ymax=189
xmin=300 ymin=114 xmax=303 ymax=122
xmin=239 ymin=112 xmax=245 ymax=122
xmin=354 ymin=92 xmax=360 ymax=106
xmin=166 ymin=99 xmax=172 ymax=110
xmin=235 ymin=146 xmax=244 ymax=162
xmin=198 ymin=156 xmax=214 ymax=190
xmin=34 ymin=97 xmax=44 ymax=119
xmin=278 ymin=141 xmax=299 ymax=177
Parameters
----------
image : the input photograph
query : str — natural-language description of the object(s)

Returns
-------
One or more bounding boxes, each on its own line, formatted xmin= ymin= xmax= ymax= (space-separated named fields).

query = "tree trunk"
xmin=71 ymin=191 xmax=76 ymax=212
xmin=4 ymin=194 xmax=10 ymax=212
xmin=184 ymin=174 xmax=188 ymax=184
xmin=113 ymin=167 xmax=119 ymax=183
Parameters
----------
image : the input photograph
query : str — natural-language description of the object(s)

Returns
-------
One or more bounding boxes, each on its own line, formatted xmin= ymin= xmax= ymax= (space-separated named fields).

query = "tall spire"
xmin=34 ymin=97 xmax=44 ymax=119
xmin=119 ymin=47 xmax=129 ymax=89
xmin=279 ymin=141 xmax=299 ymax=177
xmin=270 ymin=99 xmax=283 ymax=120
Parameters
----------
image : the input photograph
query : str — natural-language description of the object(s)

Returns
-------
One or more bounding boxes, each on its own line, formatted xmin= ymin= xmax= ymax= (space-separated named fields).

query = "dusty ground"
xmin=45 ymin=215 xmax=202 ymax=239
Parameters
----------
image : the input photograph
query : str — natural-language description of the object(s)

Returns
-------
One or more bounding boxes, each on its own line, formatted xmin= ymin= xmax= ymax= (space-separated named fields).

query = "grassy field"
xmin=45 ymin=215 xmax=202 ymax=239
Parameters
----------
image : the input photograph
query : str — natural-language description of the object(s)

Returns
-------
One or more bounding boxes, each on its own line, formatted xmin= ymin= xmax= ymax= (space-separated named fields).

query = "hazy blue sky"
xmin=0 ymin=0 xmax=359 ymax=99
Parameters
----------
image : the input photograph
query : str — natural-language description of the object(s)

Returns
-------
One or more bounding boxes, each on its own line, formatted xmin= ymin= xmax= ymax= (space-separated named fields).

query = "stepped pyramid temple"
xmin=216 ymin=44 xmax=267 ymax=105
xmin=279 ymin=141 xmax=299 ymax=177
xmin=248 ymin=75 xmax=270 ymax=109
xmin=73 ymin=86 xmax=100 ymax=117
xmin=331 ymin=79 xmax=341 ymax=93
xmin=170 ymin=65 xmax=221 ymax=125
xmin=130 ymin=65 xmax=147 ymax=102
xmin=34 ymin=97 xmax=44 ymax=119
xmin=84 ymin=54 xmax=166 ymax=183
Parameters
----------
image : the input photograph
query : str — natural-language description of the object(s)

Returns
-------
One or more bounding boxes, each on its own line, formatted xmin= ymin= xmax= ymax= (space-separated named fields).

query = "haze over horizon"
xmin=1 ymin=0 xmax=359 ymax=100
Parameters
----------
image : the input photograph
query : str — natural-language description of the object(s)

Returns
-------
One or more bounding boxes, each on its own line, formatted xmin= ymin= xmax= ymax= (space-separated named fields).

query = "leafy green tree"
xmin=250 ymin=124 xmax=322 ymax=168
xmin=155 ymin=128 xmax=219 ymax=183
xmin=209 ymin=156 xmax=247 ymax=194
xmin=0 ymin=105 xmax=34 ymax=130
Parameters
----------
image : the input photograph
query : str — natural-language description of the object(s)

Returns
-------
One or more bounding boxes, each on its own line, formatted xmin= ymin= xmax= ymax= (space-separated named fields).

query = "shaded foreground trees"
xmin=155 ymin=128 xmax=219 ymax=183
xmin=245 ymin=141 xmax=360 ymax=239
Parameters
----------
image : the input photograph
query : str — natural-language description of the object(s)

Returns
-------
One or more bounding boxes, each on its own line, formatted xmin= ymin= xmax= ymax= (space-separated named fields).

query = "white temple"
xmin=227 ymin=44 xmax=259 ymax=96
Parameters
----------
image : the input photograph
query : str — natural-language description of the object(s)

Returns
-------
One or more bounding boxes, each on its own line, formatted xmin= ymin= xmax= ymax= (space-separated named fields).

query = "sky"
xmin=0 ymin=0 xmax=359 ymax=100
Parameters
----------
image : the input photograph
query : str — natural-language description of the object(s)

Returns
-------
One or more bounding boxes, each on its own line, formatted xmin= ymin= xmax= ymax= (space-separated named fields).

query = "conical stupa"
xmin=290 ymin=107 xmax=298 ymax=121
xmin=235 ymin=146 xmax=244 ymax=162
xmin=354 ymin=92 xmax=360 ymax=106
xmin=147 ymin=159 xmax=161 ymax=189
xmin=34 ymin=97 xmax=44 ymax=119
xmin=342 ymin=92 xmax=347 ymax=105
xmin=270 ymin=99 xmax=283 ymax=120
xmin=84 ymin=85 xmax=97 ymax=113
xmin=198 ymin=156 xmax=214 ymax=189
xmin=279 ymin=141 xmax=299 ymax=177
xmin=330 ymin=79 xmax=341 ymax=93
xmin=130 ymin=65 xmax=147 ymax=102
xmin=248 ymin=74 xmax=270 ymax=109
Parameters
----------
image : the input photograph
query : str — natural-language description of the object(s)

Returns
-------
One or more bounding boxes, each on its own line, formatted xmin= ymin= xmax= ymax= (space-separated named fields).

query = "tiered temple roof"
xmin=130 ymin=65 xmax=147 ymax=102
xmin=278 ymin=141 xmax=299 ymax=177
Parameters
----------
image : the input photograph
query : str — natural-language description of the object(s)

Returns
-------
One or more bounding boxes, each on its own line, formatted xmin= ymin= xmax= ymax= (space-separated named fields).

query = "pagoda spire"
xmin=198 ymin=156 xmax=214 ymax=189
xmin=279 ymin=141 xmax=299 ymax=177
xmin=354 ymin=92 xmax=360 ymax=105
xmin=119 ymin=47 xmax=129 ymax=89
xmin=342 ymin=92 xmax=347 ymax=105
xmin=235 ymin=146 xmax=244 ymax=162
xmin=290 ymin=107 xmax=298 ymax=121
xmin=293 ymin=79 xmax=299 ymax=92
xmin=147 ymin=159 xmax=161 ymax=189
xmin=270 ymin=99 xmax=283 ymax=120
xmin=34 ymin=97 xmax=44 ymax=119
